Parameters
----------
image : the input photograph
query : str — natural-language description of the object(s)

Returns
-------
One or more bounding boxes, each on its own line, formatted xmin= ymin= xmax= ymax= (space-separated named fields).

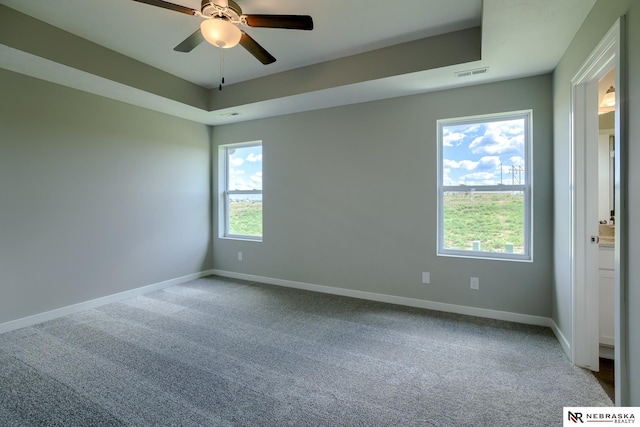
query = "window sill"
xmin=437 ymin=251 xmax=532 ymax=263
xmin=219 ymin=236 xmax=263 ymax=243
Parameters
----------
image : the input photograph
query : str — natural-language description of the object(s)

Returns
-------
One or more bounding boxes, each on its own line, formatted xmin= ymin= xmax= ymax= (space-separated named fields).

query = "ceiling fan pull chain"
xmin=219 ymin=48 xmax=225 ymax=91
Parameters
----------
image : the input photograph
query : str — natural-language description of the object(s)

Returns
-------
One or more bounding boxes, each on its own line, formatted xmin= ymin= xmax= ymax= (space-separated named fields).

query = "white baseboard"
xmin=1 ymin=268 xmax=568 ymax=350
xmin=549 ymin=318 xmax=572 ymax=360
xmin=600 ymin=344 xmax=615 ymax=360
xmin=210 ymin=269 xmax=553 ymax=328
xmin=0 ymin=270 xmax=216 ymax=335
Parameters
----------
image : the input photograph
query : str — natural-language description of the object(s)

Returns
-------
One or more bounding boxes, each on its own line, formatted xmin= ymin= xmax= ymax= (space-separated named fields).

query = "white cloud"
xmin=464 ymin=172 xmax=496 ymax=180
xmin=445 ymin=157 xmax=499 ymax=172
xmin=443 ymin=159 xmax=460 ymax=169
xmin=230 ymin=157 xmax=244 ymax=167
xmin=250 ymin=172 xmax=262 ymax=189
xmin=460 ymin=171 xmax=498 ymax=185
xmin=459 ymin=160 xmax=479 ymax=170
xmin=443 ymin=176 xmax=456 ymax=186
xmin=477 ymin=156 xmax=501 ymax=170
xmin=468 ymin=120 xmax=524 ymax=156
xmin=509 ymin=155 xmax=524 ymax=166
xmin=231 ymin=178 xmax=251 ymax=190
xmin=247 ymin=152 xmax=262 ymax=162
xmin=443 ymin=131 xmax=466 ymax=147
xmin=442 ymin=170 xmax=457 ymax=186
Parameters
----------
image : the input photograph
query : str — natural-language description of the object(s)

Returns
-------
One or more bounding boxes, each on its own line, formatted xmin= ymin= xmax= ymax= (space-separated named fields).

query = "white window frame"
xmin=220 ymin=141 xmax=263 ymax=241
xmin=436 ymin=110 xmax=533 ymax=262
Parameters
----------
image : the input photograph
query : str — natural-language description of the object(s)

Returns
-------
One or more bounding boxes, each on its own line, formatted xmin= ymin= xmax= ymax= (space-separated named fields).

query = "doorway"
xmin=597 ymin=69 xmax=616 ymax=362
xmin=570 ymin=18 xmax=627 ymax=406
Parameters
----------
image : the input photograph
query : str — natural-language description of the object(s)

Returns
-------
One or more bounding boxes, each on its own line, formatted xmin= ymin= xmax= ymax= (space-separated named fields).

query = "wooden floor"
xmin=592 ymin=358 xmax=615 ymax=402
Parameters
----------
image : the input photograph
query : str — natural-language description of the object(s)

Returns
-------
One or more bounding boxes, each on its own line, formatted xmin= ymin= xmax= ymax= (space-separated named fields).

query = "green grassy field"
xmin=229 ymin=193 xmax=525 ymax=253
xmin=228 ymin=200 xmax=263 ymax=236
xmin=443 ymin=192 xmax=525 ymax=253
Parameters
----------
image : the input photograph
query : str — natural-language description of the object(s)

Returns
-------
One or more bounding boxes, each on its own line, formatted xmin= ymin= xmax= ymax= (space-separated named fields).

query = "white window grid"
xmin=436 ymin=110 xmax=533 ymax=261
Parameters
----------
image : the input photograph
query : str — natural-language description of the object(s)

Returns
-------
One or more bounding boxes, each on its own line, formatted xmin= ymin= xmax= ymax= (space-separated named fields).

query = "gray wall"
xmin=0 ymin=69 xmax=213 ymax=324
xmin=0 ymin=5 xmax=209 ymax=110
xmin=552 ymin=0 xmax=640 ymax=404
xmin=212 ymin=75 xmax=554 ymax=317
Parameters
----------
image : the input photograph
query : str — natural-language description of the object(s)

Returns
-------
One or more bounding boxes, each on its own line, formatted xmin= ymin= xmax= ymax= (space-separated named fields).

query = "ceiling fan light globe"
xmin=200 ymin=18 xmax=241 ymax=49
xmin=600 ymin=85 xmax=616 ymax=108
xmin=601 ymin=93 xmax=616 ymax=107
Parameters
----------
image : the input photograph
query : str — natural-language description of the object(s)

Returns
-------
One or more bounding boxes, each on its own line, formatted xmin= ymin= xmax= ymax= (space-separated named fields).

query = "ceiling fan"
xmin=131 ymin=0 xmax=314 ymax=65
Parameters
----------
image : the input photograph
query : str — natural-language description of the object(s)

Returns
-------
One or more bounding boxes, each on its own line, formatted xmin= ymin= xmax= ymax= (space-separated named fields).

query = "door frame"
xmin=570 ymin=17 xmax=628 ymax=406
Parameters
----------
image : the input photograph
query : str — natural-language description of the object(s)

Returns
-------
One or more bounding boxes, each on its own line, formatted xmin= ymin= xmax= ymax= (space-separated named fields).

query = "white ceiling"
xmin=0 ymin=0 xmax=597 ymax=125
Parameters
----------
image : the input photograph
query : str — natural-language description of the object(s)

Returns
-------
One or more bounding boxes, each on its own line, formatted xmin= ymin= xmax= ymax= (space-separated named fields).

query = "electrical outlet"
xmin=422 ymin=272 xmax=430 ymax=284
xmin=238 ymin=251 xmax=243 ymax=261
xmin=470 ymin=277 xmax=479 ymax=290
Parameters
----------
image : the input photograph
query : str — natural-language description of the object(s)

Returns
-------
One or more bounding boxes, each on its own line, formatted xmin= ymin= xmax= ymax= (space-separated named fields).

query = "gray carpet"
xmin=0 ymin=275 xmax=612 ymax=426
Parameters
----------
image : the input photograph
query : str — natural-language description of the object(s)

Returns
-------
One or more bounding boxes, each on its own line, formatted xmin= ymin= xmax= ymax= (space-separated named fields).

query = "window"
xmin=221 ymin=142 xmax=262 ymax=241
xmin=437 ymin=111 xmax=532 ymax=261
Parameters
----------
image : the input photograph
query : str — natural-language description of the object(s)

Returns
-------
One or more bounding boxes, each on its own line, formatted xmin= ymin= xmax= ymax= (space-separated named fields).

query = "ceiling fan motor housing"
xmin=201 ymin=0 xmax=242 ymax=19
xmin=130 ymin=0 xmax=311 ymax=65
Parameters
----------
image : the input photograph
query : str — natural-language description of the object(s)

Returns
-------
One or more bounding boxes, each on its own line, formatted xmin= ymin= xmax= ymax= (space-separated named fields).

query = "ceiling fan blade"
xmin=130 ymin=0 xmax=197 ymax=16
xmin=174 ymin=29 xmax=205 ymax=52
xmin=244 ymin=15 xmax=313 ymax=30
xmin=239 ymin=32 xmax=276 ymax=65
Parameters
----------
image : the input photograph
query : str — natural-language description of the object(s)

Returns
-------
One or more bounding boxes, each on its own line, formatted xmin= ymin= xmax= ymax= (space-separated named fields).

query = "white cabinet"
xmin=599 ymin=246 xmax=615 ymax=350
xmin=598 ymin=245 xmax=614 ymax=269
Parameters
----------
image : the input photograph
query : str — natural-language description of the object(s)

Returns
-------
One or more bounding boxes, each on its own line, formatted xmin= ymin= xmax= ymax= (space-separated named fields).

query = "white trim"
xmin=569 ymin=17 xmax=628 ymax=406
xmin=436 ymin=110 xmax=533 ymax=262
xmin=600 ymin=345 xmax=615 ymax=360
xmin=220 ymin=141 xmax=263 ymax=241
xmin=613 ymin=16 xmax=628 ymax=407
xmin=0 ymin=270 xmax=216 ymax=335
xmin=550 ymin=318 xmax=572 ymax=359
xmin=2 ymin=269 xmax=564 ymax=355
xmin=570 ymin=18 xmax=619 ymax=367
xmin=211 ymin=269 xmax=553 ymax=328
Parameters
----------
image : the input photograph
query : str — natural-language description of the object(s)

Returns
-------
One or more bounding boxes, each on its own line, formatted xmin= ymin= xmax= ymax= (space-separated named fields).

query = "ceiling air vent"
xmin=455 ymin=67 xmax=489 ymax=78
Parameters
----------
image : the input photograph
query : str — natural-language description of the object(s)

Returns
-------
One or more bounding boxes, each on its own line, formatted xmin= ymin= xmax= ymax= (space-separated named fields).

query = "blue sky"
xmin=442 ymin=118 xmax=526 ymax=186
xmin=228 ymin=145 xmax=262 ymax=191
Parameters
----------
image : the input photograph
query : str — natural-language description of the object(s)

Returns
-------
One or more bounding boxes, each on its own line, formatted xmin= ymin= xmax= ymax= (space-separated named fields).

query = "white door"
xmin=572 ymin=79 xmax=601 ymax=372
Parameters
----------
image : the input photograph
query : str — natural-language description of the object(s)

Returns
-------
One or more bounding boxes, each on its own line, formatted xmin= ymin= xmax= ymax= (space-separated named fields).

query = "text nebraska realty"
xmin=577 ymin=412 xmax=635 ymax=423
